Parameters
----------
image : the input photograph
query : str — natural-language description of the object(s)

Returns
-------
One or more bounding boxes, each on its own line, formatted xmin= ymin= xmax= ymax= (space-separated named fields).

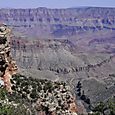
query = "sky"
xmin=0 ymin=0 xmax=115 ymax=9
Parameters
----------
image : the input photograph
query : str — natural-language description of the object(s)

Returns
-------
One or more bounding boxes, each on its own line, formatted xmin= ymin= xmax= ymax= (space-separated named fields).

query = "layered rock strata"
xmin=0 ymin=7 xmax=115 ymax=38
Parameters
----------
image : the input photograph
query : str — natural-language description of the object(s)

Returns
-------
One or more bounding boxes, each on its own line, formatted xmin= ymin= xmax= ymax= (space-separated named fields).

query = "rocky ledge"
xmin=0 ymin=23 xmax=17 ymax=92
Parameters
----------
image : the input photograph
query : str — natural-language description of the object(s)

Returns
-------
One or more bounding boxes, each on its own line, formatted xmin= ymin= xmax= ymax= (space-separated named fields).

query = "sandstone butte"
xmin=0 ymin=23 xmax=18 ymax=92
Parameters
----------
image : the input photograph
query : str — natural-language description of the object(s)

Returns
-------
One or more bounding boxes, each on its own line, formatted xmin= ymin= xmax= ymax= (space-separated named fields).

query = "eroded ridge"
xmin=0 ymin=23 xmax=17 ymax=92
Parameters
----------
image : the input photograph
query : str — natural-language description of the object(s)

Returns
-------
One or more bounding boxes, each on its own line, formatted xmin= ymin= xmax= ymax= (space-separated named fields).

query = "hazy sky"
xmin=0 ymin=0 xmax=115 ymax=8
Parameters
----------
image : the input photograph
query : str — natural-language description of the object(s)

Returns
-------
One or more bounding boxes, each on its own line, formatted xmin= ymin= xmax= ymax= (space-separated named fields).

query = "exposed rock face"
xmin=0 ymin=24 xmax=17 ymax=92
xmin=0 ymin=7 xmax=115 ymax=37
xmin=0 ymin=7 xmax=115 ymax=53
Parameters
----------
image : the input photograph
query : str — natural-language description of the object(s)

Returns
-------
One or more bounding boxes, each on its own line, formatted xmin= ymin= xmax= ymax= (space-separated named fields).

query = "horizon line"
xmin=0 ymin=6 xmax=115 ymax=9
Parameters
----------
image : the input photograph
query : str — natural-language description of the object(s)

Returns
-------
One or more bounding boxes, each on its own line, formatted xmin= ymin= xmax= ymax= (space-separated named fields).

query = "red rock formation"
xmin=0 ymin=24 xmax=17 ymax=92
xmin=69 ymin=102 xmax=78 ymax=113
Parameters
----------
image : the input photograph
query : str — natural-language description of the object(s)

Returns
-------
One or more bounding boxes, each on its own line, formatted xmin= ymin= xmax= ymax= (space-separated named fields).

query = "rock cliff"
xmin=0 ymin=7 xmax=115 ymax=53
xmin=0 ymin=23 xmax=17 ymax=92
xmin=0 ymin=7 xmax=115 ymax=36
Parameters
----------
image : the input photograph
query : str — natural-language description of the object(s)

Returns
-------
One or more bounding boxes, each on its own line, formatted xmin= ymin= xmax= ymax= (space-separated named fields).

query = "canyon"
xmin=0 ymin=7 xmax=115 ymax=114
xmin=0 ymin=24 xmax=78 ymax=115
xmin=0 ymin=7 xmax=115 ymax=53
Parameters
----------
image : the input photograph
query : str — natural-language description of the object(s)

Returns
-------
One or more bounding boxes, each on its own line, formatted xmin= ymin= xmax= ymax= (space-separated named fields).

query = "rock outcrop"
xmin=0 ymin=23 xmax=17 ymax=92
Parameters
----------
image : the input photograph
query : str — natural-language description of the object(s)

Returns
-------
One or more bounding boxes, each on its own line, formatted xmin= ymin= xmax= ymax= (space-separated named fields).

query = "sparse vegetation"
xmin=88 ymin=97 xmax=115 ymax=115
xmin=0 ymin=74 xmax=77 ymax=114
